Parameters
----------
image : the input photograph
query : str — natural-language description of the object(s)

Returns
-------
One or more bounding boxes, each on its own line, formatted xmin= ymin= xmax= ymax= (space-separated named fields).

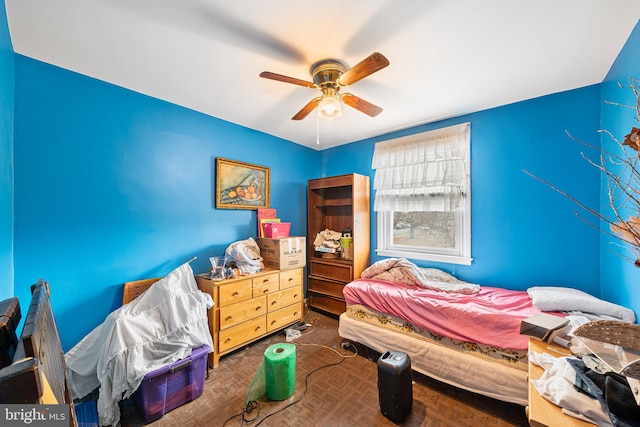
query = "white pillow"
xmin=527 ymin=286 xmax=635 ymax=323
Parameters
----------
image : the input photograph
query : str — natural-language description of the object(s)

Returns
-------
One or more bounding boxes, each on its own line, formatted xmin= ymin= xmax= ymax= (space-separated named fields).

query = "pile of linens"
xmin=65 ymin=262 xmax=214 ymax=427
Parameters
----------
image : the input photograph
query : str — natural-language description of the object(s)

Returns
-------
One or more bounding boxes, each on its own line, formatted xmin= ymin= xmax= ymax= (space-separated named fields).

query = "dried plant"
xmin=524 ymin=77 xmax=640 ymax=267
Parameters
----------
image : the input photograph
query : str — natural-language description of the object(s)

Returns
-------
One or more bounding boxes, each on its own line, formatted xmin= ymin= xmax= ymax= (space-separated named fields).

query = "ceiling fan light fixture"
xmin=260 ymin=52 xmax=389 ymax=120
xmin=318 ymin=96 xmax=342 ymax=120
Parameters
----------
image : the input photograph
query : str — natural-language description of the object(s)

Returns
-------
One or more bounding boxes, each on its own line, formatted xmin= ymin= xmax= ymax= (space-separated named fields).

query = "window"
xmin=372 ymin=123 xmax=471 ymax=265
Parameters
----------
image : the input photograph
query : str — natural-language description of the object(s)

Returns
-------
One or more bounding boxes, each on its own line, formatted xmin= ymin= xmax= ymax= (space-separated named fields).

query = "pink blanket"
xmin=343 ymin=278 xmax=546 ymax=350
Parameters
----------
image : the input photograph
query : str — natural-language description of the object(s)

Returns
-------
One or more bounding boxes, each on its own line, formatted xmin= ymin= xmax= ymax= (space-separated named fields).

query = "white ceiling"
xmin=5 ymin=1 xmax=640 ymax=150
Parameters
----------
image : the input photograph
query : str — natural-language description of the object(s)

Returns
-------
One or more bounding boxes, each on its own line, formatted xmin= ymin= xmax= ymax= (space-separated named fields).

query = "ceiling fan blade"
xmin=337 ymin=52 xmax=389 ymax=86
xmin=292 ymin=97 xmax=322 ymax=120
xmin=260 ymin=72 xmax=315 ymax=88
xmin=341 ymin=93 xmax=383 ymax=117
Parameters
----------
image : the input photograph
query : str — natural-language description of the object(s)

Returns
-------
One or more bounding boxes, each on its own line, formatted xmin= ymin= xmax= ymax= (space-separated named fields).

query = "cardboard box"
xmin=256 ymin=237 xmax=306 ymax=270
xmin=519 ymin=313 xmax=570 ymax=341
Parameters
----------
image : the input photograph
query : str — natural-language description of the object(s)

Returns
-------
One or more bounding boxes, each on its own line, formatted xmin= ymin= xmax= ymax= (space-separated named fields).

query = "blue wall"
xmin=0 ymin=2 xmax=14 ymax=301
xmin=12 ymin=57 xmax=318 ymax=350
xmin=5 ymin=19 xmax=638 ymax=352
xmin=322 ymin=87 xmax=602 ymax=293
xmin=600 ymin=20 xmax=640 ymax=317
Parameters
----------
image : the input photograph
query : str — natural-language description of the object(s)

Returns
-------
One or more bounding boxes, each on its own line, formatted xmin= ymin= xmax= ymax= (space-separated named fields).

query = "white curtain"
xmin=372 ymin=123 xmax=470 ymax=212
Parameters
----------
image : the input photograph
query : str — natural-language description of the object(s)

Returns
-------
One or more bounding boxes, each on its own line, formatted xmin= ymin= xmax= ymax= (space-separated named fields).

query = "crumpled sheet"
xmin=65 ymin=262 xmax=214 ymax=427
xmin=361 ymin=257 xmax=480 ymax=294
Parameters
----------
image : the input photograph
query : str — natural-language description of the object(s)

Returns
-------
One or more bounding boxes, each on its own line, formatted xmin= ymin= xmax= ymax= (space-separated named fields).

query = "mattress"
xmin=345 ymin=304 xmax=528 ymax=365
xmin=343 ymin=278 xmax=543 ymax=350
xmin=339 ymin=308 xmax=529 ymax=405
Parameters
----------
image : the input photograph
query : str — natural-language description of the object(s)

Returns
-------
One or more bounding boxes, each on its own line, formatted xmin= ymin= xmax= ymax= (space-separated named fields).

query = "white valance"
xmin=372 ymin=123 xmax=470 ymax=212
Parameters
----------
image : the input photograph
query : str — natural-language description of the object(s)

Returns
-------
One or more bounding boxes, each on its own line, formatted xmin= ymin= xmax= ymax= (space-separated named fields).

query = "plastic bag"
xmin=225 ymin=237 xmax=263 ymax=274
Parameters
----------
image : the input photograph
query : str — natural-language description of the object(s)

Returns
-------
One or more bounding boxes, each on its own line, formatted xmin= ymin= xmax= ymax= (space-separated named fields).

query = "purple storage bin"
xmin=134 ymin=345 xmax=210 ymax=423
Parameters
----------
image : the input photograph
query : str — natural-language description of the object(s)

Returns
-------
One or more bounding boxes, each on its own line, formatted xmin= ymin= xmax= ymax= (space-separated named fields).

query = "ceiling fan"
xmin=260 ymin=52 xmax=389 ymax=120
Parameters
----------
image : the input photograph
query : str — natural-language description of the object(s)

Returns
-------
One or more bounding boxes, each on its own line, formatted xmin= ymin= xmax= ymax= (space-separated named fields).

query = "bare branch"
xmin=524 ymin=77 xmax=640 ymax=267
xmin=522 ymin=169 xmax=619 ymax=228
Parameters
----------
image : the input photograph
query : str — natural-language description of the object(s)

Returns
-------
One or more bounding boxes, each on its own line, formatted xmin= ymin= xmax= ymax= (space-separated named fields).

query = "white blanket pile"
xmin=65 ymin=263 xmax=214 ymax=427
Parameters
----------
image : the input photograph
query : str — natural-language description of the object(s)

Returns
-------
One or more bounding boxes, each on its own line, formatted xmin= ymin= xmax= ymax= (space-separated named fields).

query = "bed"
xmin=0 ymin=280 xmax=79 ymax=427
xmin=337 ymin=258 xmax=636 ymax=406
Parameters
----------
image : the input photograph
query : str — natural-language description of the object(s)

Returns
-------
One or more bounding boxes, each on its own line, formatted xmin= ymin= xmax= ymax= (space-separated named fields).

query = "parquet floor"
xmin=120 ymin=310 xmax=529 ymax=427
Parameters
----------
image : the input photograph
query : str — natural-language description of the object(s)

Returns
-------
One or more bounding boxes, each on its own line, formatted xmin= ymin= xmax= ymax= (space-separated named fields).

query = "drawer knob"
xmin=262 ymin=279 xmax=269 ymax=284
xmin=288 ymin=277 xmax=293 ymax=282
xmin=232 ymin=291 xmax=239 ymax=297
xmin=224 ymin=338 xmax=231 ymax=343
xmin=294 ymin=294 xmax=298 ymax=298
xmin=255 ymin=326 xmax=261 ymax=331
xmin=271 ymin=301 xmax=276 ymax=305
xmin=263 ymin=289 xmax=269 ymax=294
xmin=256 ymin=306 xmax=262 ymax=311
xmin=225 ymin=316 xmax=233 ymax=321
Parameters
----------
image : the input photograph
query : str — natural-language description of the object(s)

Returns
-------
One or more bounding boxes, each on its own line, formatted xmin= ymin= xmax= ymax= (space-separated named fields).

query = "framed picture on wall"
xmin=216 ymin=158 xmax=270 ymax=209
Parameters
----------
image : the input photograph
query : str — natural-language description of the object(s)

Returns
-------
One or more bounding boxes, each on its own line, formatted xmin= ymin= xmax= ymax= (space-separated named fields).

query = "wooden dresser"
xmin=195 ymin=268 xmax=304 ymax=368
xmin=527 ymin=338 xmax=594 ymax=427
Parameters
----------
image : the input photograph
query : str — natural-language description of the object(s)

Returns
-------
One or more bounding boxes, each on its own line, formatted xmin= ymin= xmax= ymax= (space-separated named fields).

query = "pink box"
xmin=262 ymin=222 xmax=291 ymax=238
xmin=134 ymin=345 xmax=210 ymax=423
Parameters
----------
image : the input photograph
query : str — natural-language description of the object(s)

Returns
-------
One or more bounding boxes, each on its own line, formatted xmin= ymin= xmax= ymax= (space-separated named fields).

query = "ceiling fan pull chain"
xmin=316 ymin=113 xmax=320 ymax=145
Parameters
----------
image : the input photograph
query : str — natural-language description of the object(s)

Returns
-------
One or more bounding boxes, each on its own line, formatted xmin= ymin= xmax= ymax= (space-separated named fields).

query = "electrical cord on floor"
xmin=222 ymin=342 xmax=358 ymax=426
xmin=296 ymin=324 xmax=316 ymax=337
xmin=296 ymin=342 xmax=358 ymax=359
xmin=222 ymin=400 xmax=261 ymax=426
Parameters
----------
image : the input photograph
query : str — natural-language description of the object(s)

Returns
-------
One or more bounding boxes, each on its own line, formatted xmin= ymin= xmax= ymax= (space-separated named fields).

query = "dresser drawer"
xmin=267 ymin=303 xmax=303 ymax=332
xmin=219 ymin=316 xmax=266 ymax=353
xmin=218 ymin=279 xmax=253 ymax=306
xmin=252 ymin=282 xmax=279 ymax=298
xmin=307 ymin=276 xmax=346 ymax=299
xmin=219 ymin=295 xmax=267 ymax=329
xmin=279 ymin=268 xmax=303 ymax=289
xmin=308 ymin=292 xmax=346 ymax=316
xmin=267 ymin=286 xmax=302 ymax=312
xmin=309 ymin=260 xmax=352 ymax=282
xmin=252 ymin=272 xmax=279 ymax=288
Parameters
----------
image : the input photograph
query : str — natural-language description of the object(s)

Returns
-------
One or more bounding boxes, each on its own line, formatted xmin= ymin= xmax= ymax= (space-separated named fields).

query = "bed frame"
xmin=338 ymin=311 xmax=529 ymax=405
xmin=0 ymin=280 xmax=78 ymax=427
xmin=0 ymin=296 xmax=20 ymax=369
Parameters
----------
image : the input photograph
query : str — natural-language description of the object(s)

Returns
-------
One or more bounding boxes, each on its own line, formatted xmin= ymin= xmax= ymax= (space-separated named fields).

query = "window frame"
xmin=374 ymin=124 xmax=472 ymax=265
